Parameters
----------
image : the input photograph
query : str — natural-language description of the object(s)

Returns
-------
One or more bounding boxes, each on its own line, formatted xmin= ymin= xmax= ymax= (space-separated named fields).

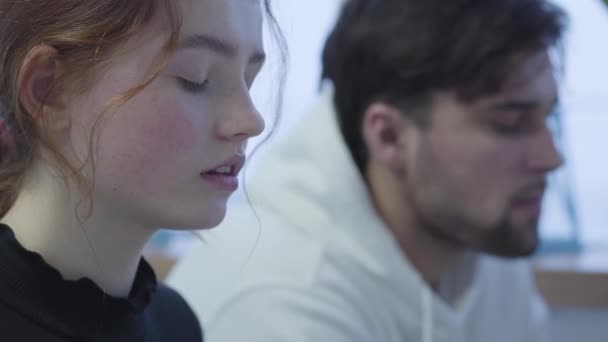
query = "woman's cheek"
xmin=100 ymin=100 xmax=203 ymax=186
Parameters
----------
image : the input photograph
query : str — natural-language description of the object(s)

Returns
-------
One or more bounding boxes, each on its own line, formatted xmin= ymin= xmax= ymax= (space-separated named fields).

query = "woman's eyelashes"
xmin=178 ymin=77 xmax=209 ymax=94
xmin=176 ymin=69 xmax=260 ymax=94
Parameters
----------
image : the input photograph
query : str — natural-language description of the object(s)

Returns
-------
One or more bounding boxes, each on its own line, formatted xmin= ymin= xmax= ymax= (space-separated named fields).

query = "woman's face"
xmin=63 ymin=0 xmax=266 ymax=230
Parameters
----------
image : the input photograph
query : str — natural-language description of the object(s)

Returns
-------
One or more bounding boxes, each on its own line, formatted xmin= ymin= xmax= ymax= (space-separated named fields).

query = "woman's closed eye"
xmin=178 ymin=77 xmax=209 ymax=94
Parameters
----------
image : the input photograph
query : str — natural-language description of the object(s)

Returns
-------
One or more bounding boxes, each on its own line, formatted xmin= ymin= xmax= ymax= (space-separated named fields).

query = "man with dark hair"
xmin=170 ymin=1 xmax=567 ymax=341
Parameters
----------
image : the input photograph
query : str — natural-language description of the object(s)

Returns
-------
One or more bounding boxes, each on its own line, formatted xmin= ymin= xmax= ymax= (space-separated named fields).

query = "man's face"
xmin=402 ymin=51 xmax=562 ymax=257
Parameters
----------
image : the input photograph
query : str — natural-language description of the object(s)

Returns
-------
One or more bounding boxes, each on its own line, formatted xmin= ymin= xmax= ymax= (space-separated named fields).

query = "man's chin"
xmin=478 ymin=222 xmax=540 ymax=258
xmin=492 ymin=237 xmax=538 ymax=258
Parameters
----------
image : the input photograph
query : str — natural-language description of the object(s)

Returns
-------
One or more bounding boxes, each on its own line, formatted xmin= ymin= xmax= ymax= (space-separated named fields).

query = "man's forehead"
xmin=501 ymin=51 xmax=555 ymax=90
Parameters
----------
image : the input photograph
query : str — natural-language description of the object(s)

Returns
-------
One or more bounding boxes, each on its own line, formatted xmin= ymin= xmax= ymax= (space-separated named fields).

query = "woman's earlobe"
xmin=17 ymin=45 xmax=62 ymax=121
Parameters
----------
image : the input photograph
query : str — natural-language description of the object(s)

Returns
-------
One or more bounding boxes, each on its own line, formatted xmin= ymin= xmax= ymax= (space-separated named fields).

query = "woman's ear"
xmin=361 ymin=102 xmax=409 ymax=173
xmin=17 ymin=44 xmax=69 ymax=131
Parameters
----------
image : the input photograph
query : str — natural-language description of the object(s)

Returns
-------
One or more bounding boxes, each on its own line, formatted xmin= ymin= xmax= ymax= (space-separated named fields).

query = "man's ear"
xmin=17 ymin=44 xmax=69 ymax=132
xmin=362 ymin=102 xmax=411 ymax=173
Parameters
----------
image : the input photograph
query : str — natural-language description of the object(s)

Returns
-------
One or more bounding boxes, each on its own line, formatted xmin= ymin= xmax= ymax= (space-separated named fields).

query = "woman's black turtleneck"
xmin=0 ymin=224 xmax=203 ymax=341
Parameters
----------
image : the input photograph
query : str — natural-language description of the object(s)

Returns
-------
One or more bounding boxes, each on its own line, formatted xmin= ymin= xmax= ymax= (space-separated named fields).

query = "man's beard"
xmin=412 ymin=200 xmax=540 ymax=258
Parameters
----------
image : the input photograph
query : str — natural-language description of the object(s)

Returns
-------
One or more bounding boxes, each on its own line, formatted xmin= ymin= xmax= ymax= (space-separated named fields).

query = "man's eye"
xmin=492 ymin=115 xmax=526 ymax=135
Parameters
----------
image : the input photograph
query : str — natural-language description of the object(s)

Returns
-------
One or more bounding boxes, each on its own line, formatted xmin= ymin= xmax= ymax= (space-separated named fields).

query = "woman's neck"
xmin=0 ymin=161 xmax=156 ymax=297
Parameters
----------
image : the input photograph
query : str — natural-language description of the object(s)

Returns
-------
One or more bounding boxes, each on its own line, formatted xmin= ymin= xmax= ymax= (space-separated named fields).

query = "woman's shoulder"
xmin=147 ymin=283 xmax=204 ymax=342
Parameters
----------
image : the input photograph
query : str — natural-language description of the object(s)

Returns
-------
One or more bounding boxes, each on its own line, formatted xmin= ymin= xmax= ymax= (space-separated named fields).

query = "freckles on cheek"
xmin=111 ymin=105 xmax=201 ymax=182
xmin=143 ymin=109 xmax=197 ymax=155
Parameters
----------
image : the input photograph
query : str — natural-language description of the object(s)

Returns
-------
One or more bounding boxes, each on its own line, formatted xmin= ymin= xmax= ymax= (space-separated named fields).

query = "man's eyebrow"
xmin=179 ymin=34 xmax=265 ymax=63
xmin=491 ymin=97 xmax=558 ymax=112
xmin=492 ymin=100 xmax=539 ymax=112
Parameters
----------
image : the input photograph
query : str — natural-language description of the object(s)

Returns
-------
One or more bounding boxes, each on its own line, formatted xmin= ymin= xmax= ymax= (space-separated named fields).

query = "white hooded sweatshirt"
xmin=168 ymin=90 xmax=548 ymax=342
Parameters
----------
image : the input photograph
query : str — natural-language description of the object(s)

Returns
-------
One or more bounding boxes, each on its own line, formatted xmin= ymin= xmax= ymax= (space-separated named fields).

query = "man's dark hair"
xmin=322 ymin=0 xmax=567 ymax=173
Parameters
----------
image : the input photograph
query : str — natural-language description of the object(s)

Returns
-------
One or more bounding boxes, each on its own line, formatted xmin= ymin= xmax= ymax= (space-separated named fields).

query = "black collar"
xmin=0 ymin=224 xmax=157 ymax=340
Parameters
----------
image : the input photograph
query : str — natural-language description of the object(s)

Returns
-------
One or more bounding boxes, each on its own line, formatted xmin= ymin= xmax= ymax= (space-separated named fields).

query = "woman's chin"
xmin=163 ymin=206 xmax=228 ymax=231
